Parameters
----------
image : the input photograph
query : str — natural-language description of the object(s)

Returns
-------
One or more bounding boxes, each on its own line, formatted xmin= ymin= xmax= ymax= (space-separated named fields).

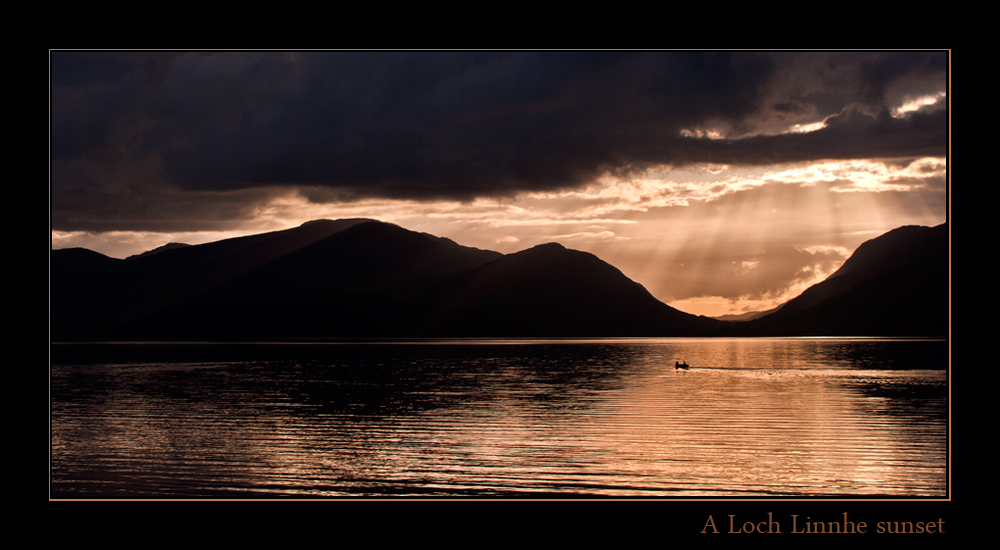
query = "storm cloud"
xmin=50 ymin=51 xmax=947 ymax=232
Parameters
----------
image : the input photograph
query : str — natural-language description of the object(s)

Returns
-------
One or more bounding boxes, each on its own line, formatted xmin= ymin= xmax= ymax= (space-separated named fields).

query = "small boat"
xmin=675 ymin=361 xmax=690 ymax=370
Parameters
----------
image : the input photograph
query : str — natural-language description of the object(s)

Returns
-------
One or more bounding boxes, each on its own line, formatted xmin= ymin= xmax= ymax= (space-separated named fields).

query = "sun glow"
xmin=54 ymin=157 xmax=946 ymax=318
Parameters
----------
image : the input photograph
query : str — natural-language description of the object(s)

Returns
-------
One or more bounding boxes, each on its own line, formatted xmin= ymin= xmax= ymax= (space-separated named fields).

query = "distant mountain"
xmin=125 ymin=242 xmax=191 ymax=261
xmin=51 ymin=219 xmax=722 ymax=340
xmin=713 ymin=305 xmax=782 ymax=323
xmin=51 ymin=218 xmax=376 ymax=340
xmin=51 ymin=248 xmax=122 ymax=282
xmin=50 ymin=220 xmax=948 ymax=340
xmin=124 ymin=220 xmax=505 ymax=339
xmin=745 ymin=223 xmax=948 ymax=336
xmin=429 ymin=242 xmax=724 ymax=336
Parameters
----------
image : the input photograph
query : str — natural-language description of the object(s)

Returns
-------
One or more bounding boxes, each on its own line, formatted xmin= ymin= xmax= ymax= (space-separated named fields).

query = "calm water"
xmin=50 ymin=338 xmax=948 ymax=498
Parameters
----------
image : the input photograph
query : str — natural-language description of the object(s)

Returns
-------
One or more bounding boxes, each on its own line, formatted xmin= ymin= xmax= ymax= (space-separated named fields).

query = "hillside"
xmin=51 ymin=219 xmax=375 ymax=340
xmin=745 ymin=224 xmax=948 ymax=336
xmin=51 ymin=220 xmax=948 ymax=340
xmin=429 ymin=242 xmax=723 ymax=336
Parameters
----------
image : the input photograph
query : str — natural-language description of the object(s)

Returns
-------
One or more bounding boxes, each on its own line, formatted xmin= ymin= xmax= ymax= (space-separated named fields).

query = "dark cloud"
xmin=856 ymin=51 xmax=948 ymax=105
xmin=677 ymin=106 xmax=947 ymax=166
xmin=50 ymin=50 xmax=948 ymax=231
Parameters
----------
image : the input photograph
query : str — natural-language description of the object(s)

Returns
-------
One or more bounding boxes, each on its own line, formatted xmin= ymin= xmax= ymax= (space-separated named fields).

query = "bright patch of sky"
xmin=892 ymin=91 xmax=947 ymax=118
xmin=53 ymin=156 xmax=946 ymax=317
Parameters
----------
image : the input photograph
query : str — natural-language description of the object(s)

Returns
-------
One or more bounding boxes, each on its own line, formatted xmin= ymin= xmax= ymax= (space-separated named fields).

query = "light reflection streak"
xmin=51 ymin=339 xmax=946 ymax=497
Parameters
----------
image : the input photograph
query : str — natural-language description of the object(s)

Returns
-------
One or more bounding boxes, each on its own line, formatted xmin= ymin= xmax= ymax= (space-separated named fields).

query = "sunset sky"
xmin=50 ymin=51 xmax=948 ymax=317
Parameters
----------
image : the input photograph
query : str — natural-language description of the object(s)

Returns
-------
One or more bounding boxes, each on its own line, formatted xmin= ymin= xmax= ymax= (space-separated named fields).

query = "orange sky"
xmin=52 ymin=156 xmax=946 ymax=317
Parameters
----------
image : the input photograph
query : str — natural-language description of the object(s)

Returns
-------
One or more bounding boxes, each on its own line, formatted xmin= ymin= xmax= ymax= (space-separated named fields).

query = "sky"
xmin=50 ymin=51 xmax=948 ymax=317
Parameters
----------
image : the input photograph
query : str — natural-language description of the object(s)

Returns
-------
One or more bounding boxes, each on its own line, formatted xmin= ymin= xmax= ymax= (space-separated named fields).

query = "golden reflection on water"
xmin=51 ymin=338 xmax=947 ymax=497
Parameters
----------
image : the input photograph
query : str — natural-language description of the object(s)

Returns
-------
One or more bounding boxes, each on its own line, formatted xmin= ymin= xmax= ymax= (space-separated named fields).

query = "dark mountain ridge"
xmin=431 ymin=242 xmax=722 ymax=336
xmin=122 ymin=221 xmax=506 ymax=339
xmin=125 ymin=242 xmax=191 ymax=261
xmin=51 ymin=218 xmax=375 ymax=340
xmin=712 ymin=306 xmax=781 ymax=322
xmin=744 ymin=223 xmax=948 ymax=336
xmin=51 ymin=248 xmax=122 ymax=283
xmin=50 ymin=219 xmax=948 ymax=340
xmin=107 ymin=221 xmax=718 ymax=339
xmin=52 ymin=219 xmax=721 ymax=340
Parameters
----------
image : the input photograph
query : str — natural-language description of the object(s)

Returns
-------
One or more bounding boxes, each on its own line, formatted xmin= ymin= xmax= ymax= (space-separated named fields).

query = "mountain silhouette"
xmin=50 ymin=219 xmax=948 ymax=340
xmin=122 ymin=220 xmax=505 ymax=339
xmin=51 ymin=218 xmax=375 ymax=340
xmin=429 ymin=242 xmax=722 ymax=336
xmin=712 ymin=306 xmax=781 ymax=323
xmin=51 ymin=248 xmax=122 ymax=282
xmin=51 ymin=220 xmax=720 ymax=339
xmin=745 ymin=223 xmax=948 ymax=336
xmin=125 ymin=242 xmax=191 ymax=260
